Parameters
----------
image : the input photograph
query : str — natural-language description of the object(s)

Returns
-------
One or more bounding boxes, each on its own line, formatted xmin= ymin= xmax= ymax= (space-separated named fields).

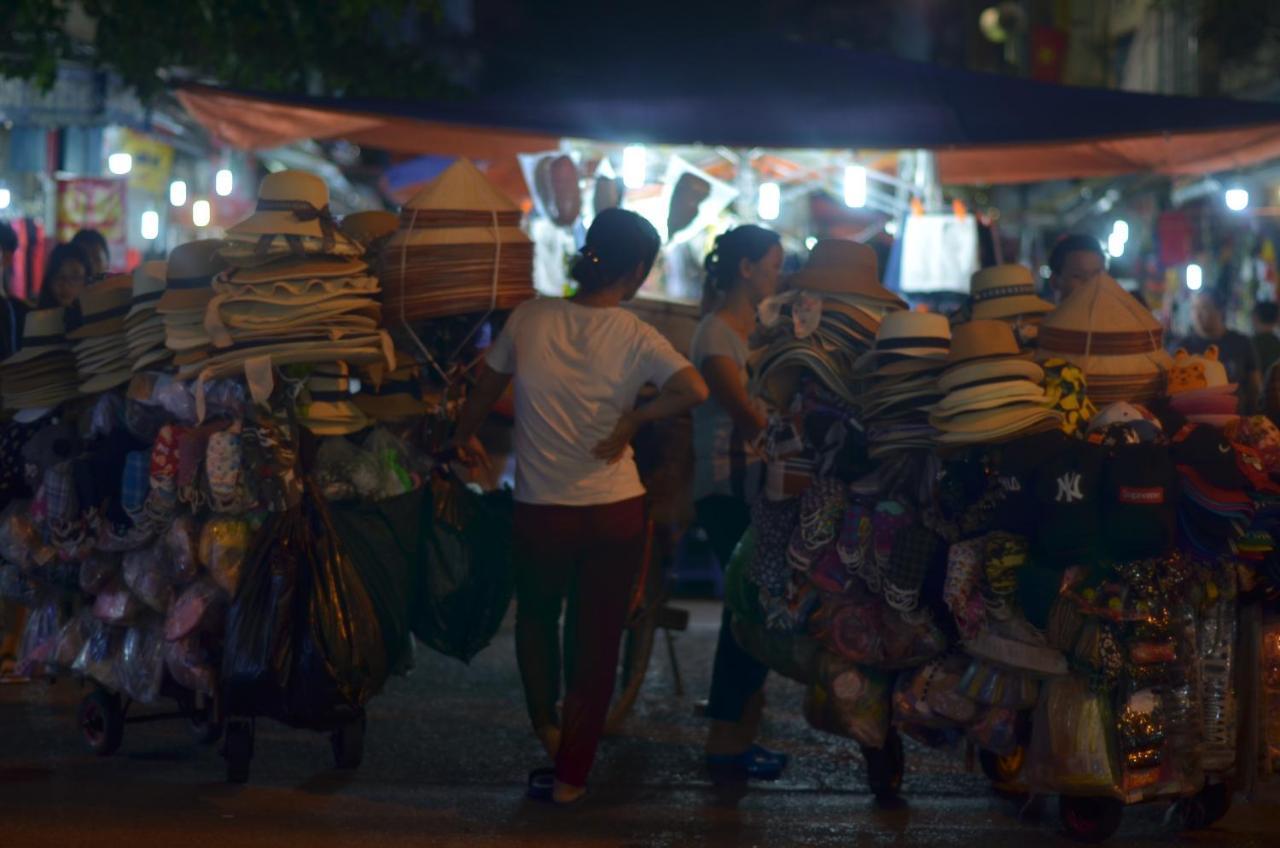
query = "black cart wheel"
xmin=980 ymin=745 xmax=1026 ymax=786
xmin=1059 ymin=795 xmax=1124 ymax=843
xmin=862 ymin=727 xmax=905 ymax=800
xmin=331 ymin=713 xmax=366 ymax=770
xmin=224 ymin=719 xmax=254 ymax=784
xmin=78 ymin=689 xmax=124 ymax=757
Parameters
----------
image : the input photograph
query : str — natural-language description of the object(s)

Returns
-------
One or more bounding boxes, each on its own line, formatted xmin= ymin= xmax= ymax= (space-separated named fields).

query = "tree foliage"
xmin=0 ymin=0 xmax=456 ymax=101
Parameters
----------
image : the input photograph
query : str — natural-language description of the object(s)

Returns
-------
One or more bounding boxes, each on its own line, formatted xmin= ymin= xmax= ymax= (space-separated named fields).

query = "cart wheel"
xmin=190 ymin=695 xmax=223 ymax=746
xmin=331 ymin=713 xmax=366 ymax=770
xmin=1182 ymin=780 xmax=1231 ymax=830
xmin=78 ymin=689 xmax=124 ymax=757
xmin=980 ymin=745 xmax=1026 ymax=786
xmin=1059 ymin=795 xmax=1124 ymax=843
xmin=862 ymin=727 xmax=905 ymax=800
xmin=224 ymin=719 xmax=254 ymax=784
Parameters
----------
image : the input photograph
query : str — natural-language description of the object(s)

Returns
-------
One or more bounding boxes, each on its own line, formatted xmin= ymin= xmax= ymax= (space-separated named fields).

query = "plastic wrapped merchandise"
xmin=892 ymin=654 xmax=980 ymax=729
xmin=165 ymin=514 xmax=201 ymax=584
xmin=0 ymin=500 xmax=41 ymax=568
xmin=16 ymin=600 xmax=63 ymax=675
xmin=199 ymin=516 xmax=251 ymax=596
xmin=93 ymin=578 xmax=145 ymax=625
xmin=803 ymin=661 xmax=892 ymax=748
xmin=1023 ymin=673 xmax=1123 ymax=798
xmin=53 ymin=609 xmax=96 ymax=669
xmin=120 ymin=623 xmax=167 ymax=703
xmin=165 ymin=635 xmax=217 ymax=696
xmin=123 ymin=542 xmax=175 ymax=613
xmin=313 ymin=437 xmax=378 ymax=502
xmin=165 ymin=579 xmax=227 ymax=642
xmin=364 ymin=427 xmax=415 ymax=499
xmin=1197 ymin=570 xmax=1238 ymax=774
xmin=966 ymin=706 xmax=1021 ymax=757
xmin=79 ymin=553 xmax=121 ymax=595
xmin=0 ymin=564 xmax=37 ymax=605
xmin=73 ymin=621 xmax=125 ymax=692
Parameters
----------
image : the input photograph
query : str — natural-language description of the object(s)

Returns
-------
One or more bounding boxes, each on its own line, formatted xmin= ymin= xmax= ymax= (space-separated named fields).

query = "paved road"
xmin=1 ymin=601 xmax=1276 ymax=847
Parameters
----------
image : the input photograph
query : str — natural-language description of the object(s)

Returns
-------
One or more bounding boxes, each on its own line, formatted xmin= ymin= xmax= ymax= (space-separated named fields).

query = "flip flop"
xmin=526 ymin=767 xmax=555 ymax=802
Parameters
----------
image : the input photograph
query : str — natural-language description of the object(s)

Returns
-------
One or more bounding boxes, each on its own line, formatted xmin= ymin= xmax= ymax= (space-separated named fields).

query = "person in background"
xmin=692 ymin=225 xmax=789 ymax=780
xmin=37 ymin=243 xmax=91 ymax=309
xmin=71 ymin=228 xmax=110 ymax=278
xmin=451 ymin=208 xmax=709 ymax=806
xmin=1173 ymin=288 xmax=1260 ymax=413
xmin=0 ymin=222 xmax=27 ymax=358
xmin=1047 ymin=234 xmax=1106 ymax=303
xmin=1252 ymin=301 xmax=1280 ymax=380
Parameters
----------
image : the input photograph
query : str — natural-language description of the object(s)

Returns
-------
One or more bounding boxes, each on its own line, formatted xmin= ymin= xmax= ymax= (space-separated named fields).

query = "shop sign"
xmin=120 ymin=129 xmax=175 ymax=195
xmin=57 ymin=177 xmax=128 ymax=266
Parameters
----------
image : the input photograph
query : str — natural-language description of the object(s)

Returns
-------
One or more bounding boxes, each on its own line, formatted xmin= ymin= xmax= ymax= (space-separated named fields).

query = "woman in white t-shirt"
xmin=452 ymin=209 xmax=708 ymax=805
xmin=690 ymin=226 xmax=789 ymax=781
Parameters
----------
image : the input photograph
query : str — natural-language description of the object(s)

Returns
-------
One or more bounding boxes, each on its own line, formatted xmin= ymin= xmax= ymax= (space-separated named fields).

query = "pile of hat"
xmin=381 ymin=158 xmax=535 ymax=322
xmin=0 ymin=308 xmax=80 ymax=415
xmin=856 ymin=312 xmax=951 ymax=459
xmin=353 ymin=350 xmax=429 ymax=424
xmin=158 ymin=240 xmax=226 ymax=371
xmin=1036 ymin=273 xmax=1171 ymax=405
xmin=1170 ymin=424 xmax=1256 ymax=556
xmin=296 ymin=363 xmax=371 ymax=436
xmin=126 ymin=260 xmax=170 ymax=372
xmin=1166 ymin=346 xmax=1239 ymax=426
xmin=752 ymin=240 xmax=905 ymax=409
xmin=931 ymin=321 xmax=1061 ymax=445
xmin=966 ymin=264 xmax=1053 ymax=344
xmin=67 ymin=273 xmax=135 ymax=394
xmin=180 ymin=171 xmax=392 ymax=382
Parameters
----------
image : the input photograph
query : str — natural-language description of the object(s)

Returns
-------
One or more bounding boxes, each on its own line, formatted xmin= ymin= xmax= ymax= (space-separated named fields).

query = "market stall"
xmin=0 ymin=160 xmax=526 ymax=782
xmin=722 ymin=249 xmax=1280 ymax=841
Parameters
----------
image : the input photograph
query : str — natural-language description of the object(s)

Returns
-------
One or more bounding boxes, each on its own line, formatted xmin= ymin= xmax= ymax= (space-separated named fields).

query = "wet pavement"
xmin=1 ymin=600 xmax=1276 ymax=847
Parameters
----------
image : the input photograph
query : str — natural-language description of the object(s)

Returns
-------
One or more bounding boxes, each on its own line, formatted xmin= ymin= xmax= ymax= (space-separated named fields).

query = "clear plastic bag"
xmin=165 ymin=514 xmax=201 ymax=584
xmin=16 ymin=600 xmax=63 ymax=676
xmin=80 ymin=553 xmax=121 ymax=595
xmin=123 ymin=542 xmax=175 ymax=613
xmin=93 ymin=578 xmax=145 ymax=625
xmin=53 ymin=608 xmax=96 ymax=669
xmin=1023 ymin=674 xmax=1123 ymax=798
xmin=120 ymin=622 xmax=166 ymax=703
xmin=73 ymin=621 xmax=125 ymax=692
xmin=165 ymin=635 xmax=216 ymax=696
xmin=364 ymin=427 xmax=415 ymax=499
xmin=313 ymin=437 xmax=380 ymax=502
xmin=165 ymin=578 xmax=227 ymax=642
xmin=199 ymin=516 xmax=251 ymax=596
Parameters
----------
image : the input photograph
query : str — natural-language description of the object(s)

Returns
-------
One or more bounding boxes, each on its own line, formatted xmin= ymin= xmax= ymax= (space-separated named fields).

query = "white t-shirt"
xmin=486 ymin=298 xmax=691 ymax=506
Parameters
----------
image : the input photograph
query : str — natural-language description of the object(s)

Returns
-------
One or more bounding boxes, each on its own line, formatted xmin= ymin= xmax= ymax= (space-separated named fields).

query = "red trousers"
xmin=512 ymin=496 xmax=646 ymax=787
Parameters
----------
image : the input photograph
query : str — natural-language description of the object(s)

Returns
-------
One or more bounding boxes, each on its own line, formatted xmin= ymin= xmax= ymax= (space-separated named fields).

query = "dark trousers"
xmin=513 ymin=496 xmax=646 ymax=787
xmin=698 ymin=495 xmax=770 ymax=723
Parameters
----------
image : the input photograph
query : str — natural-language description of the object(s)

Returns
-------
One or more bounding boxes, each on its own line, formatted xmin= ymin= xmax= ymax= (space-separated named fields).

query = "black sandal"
xmin=526 ymin=767 xmax=555 ymax=801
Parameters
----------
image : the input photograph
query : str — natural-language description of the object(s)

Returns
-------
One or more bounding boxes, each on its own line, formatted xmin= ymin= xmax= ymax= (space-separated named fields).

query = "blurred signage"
xmin=120 ymin=129 xmax=174 ymax=195
xmin=57 ymin=177 xmax=127 ymax=264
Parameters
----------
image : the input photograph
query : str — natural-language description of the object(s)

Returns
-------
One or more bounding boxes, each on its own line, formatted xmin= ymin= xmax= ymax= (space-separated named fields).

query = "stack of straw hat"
xmin=159 ymin=240 xmax=226 ymax=370
xmin=295 ymin=362 xmax=371 ymax=436
xmin=931 ymin=320 xmax=1061 ymax=445
xmin=381 ymin=158 xmax=535 ymax=322
xmin=1035 ymin=273 xmax=1171 ymax=405
xmin=180 ymin=171 xmax=392 ymax=381
xmin=1 ymin=308 xmax=80 ymax=414
xmin=967 ymin=264 xmax=1053 ymax=342
xmin=126 ymin=260 xmax=170 ymax=372
xmin=857 ymin=311 xmax=951 ymax=458
xmin=752 ymin=240 xmax=905 ymax=409
xmin=67 ymin=274 xmax=134 ymax=394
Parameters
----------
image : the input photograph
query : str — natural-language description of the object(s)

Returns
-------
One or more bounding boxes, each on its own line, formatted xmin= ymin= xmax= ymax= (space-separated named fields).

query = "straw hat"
xmin=939 ymin=321 xmax=1045 ymax=392
xmin=127 ymin=261 xmax=167 ymax=320
xmin=159 ymin=240 xmax=227 ymax=313
xmin=970 ymin=264 xmax=1053 ymax=321
xmin=786 ymin=240 xmax=906 ymax=307
xmin=67 ymin=274 xmax=133 ymax=341
xmin=227 ymin=171 xmax=334 ymax=240
xmin=340 ymin=210 xmax=399 ymax=249
xmin=296 ymin=363 xmax=372 ymax=436
xmin=2 ymin=308 xmax=70 ymax=365
xmin=220 ymin=255 xmax=368 ymax=286
xmin=869 ymin=311 xmax=951 ymax=361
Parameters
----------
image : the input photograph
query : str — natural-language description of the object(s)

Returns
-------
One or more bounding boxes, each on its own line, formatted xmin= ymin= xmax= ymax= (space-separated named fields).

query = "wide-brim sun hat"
xmin=970 ymin=264 xmax=1053 ymax=321
xmin=2 ymin=308 xmax=70 ymax=366
xmin=786 ymin=239 xmax=906 ymax=308
xmin=939 ymin=358 xmax=1045 ymax=393
xmin=158 ymin=240 xmax=227 ymax=313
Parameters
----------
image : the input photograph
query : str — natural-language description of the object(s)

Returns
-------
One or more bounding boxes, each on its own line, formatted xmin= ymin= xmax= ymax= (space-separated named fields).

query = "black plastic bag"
xmin=223 ymin=486 xmax=387 ymax=727
xmin=411 ymin=477 xmax=514 ymax=663
xmin=329 ymin=490 xmax=424 ymax=675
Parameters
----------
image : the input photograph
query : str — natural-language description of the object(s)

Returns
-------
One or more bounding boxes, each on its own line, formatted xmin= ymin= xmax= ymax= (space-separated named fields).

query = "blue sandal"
xmin=706 ymin=744 xmax=789 ymax=781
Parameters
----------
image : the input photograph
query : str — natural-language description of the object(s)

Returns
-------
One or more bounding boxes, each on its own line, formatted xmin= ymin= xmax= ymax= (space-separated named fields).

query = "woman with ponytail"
xmin=691 ymin=225 xmax=790 ymax=780
xmin=452 ymin=208 xmax=709 ymax=805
